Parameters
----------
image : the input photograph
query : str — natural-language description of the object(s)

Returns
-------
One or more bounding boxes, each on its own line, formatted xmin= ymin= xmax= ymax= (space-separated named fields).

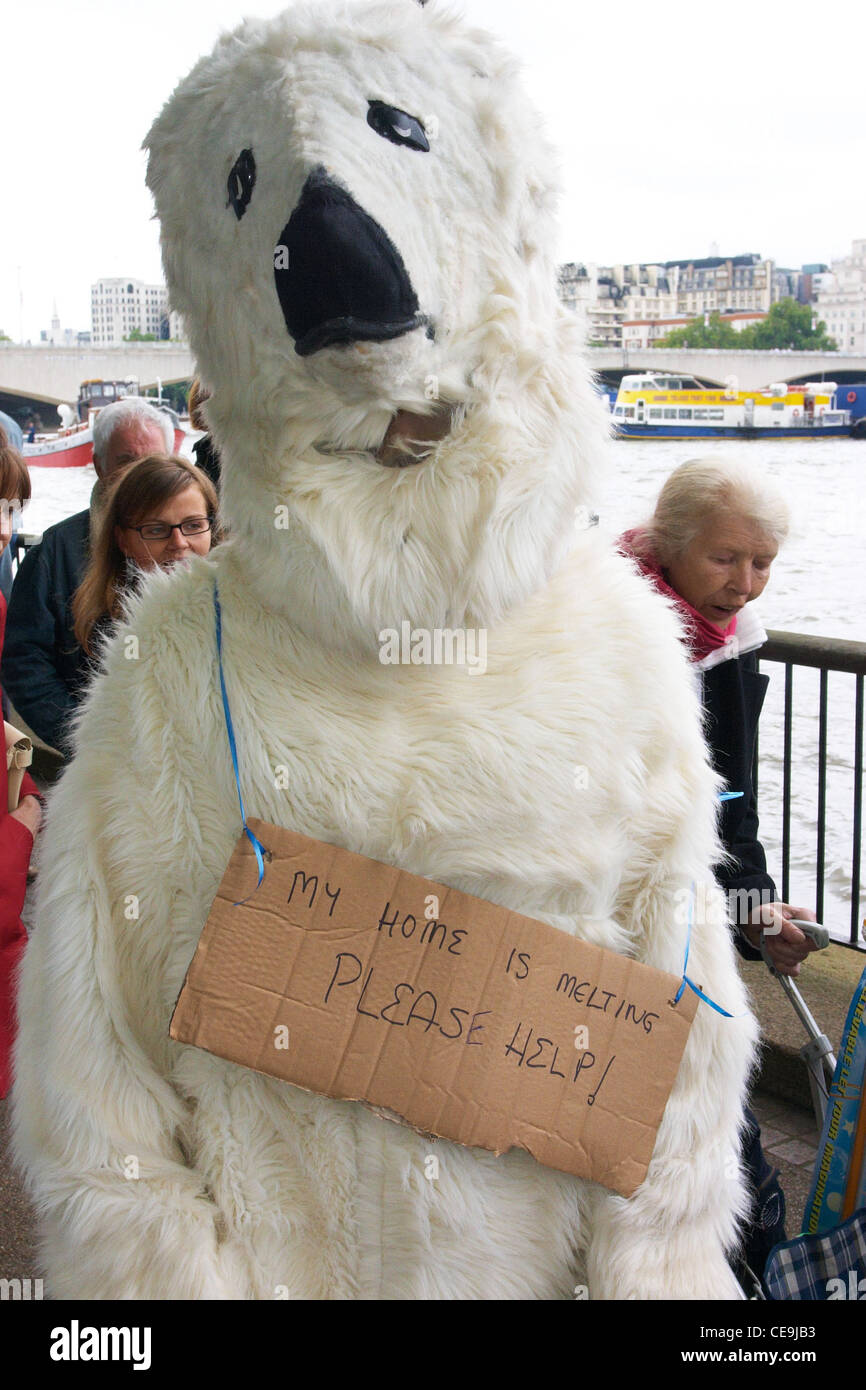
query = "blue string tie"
xmin=673 ymin=882 xmax=743 ymax=1018
xmin=214 ymin=583 xmax=270 ymax=904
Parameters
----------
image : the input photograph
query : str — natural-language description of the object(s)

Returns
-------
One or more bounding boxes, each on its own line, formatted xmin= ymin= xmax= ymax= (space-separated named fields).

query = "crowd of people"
xmin=0 ymin=397 xmax=220 ymax=1100
xmin=0 ymin=398 xmax=817 ymax=1294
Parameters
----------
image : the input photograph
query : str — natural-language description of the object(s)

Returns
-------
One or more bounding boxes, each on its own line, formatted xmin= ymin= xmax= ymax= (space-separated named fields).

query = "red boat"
xmin=24 ymin=422 xmax=185 ymax=468
xmin=23 ymin=379 xmax=184 ymax=467
xmin=24 ymin=422 xmax=96 ymax=468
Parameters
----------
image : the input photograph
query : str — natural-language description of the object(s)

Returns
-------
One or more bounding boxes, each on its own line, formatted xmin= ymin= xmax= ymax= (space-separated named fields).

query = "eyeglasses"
xmin=126 ymin=516 xmax=215 ymax=541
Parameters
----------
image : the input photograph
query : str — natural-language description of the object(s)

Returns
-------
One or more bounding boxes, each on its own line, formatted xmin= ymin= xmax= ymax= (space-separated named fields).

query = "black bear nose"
xmin=274 ymin=166 xmax=427 ymax=356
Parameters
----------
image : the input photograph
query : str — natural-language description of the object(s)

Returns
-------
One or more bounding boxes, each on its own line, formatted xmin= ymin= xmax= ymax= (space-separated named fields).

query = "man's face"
xmin=96 ymin=420 xmax=168 ymax=480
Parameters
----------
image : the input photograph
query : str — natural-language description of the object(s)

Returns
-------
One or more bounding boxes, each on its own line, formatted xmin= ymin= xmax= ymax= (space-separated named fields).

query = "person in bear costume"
xmin=12 ymin=0 xmax=757 ymax=1299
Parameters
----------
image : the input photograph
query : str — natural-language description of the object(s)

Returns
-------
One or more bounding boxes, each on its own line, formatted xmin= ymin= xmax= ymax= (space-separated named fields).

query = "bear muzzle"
xmin=275 ymin=166 xmax=430 ymax=357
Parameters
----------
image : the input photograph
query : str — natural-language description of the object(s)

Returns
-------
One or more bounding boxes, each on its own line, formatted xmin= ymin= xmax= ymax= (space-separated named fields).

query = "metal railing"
xmin=9 ymin=533 xmax=39 ymax=576
xmin=757 ymin=631 xmax=865 ymax=950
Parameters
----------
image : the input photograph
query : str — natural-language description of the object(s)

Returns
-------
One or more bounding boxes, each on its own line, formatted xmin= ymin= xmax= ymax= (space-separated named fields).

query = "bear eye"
xmin=227 ymin=149 xmax=256 ymax=219
xmin=366 ymin=101 xmax=429 ymax=152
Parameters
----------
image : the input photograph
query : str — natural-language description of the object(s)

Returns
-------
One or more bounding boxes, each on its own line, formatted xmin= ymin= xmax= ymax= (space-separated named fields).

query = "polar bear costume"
xmin=13 ymin=0 xmax=758 ymax=1299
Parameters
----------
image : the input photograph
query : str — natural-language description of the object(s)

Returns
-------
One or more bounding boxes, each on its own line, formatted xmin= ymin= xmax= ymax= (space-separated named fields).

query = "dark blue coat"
xmin=3 ymin=509 xmax=92 ymax=752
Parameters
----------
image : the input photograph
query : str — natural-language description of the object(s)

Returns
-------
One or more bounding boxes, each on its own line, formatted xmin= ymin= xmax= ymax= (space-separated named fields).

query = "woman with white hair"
xmin=619 ymin=455 xmax=818 ymax=1292
xmin=620 ymin=456 xmax=818 ymax=961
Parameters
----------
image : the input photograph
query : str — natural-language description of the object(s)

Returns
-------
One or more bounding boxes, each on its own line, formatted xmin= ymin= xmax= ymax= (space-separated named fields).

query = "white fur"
xmin=12 ymin=0 xmax=757 ymax=1299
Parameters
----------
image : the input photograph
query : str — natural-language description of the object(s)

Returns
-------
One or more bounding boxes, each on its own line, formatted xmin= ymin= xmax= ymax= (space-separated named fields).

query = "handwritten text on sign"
xmin=170 ymin=820 xmax=697 ymax=1196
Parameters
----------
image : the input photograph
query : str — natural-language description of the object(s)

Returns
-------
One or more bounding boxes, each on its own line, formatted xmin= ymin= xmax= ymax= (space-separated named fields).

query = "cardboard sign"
xmin=171 ymin=819 xmax=698 ymax=1197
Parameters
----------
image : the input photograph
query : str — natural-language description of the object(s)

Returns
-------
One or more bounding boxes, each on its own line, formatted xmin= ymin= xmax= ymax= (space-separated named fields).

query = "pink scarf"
xmin=618 ymin=527 xmax=736 ymax=664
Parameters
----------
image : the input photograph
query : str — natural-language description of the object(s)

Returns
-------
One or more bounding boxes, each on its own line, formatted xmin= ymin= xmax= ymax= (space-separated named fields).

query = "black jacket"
xmin=701 ymin=649 xmax=775 ymax=960
xmin=192 ymin=435 xmax=221 ymax=491
xmin=3 ymin=509 xmax=92 ymax=752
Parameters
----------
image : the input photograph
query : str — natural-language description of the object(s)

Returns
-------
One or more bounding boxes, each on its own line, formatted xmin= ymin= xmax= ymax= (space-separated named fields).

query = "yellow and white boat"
xmin=612 ymin=374 xmax=851 ymax=438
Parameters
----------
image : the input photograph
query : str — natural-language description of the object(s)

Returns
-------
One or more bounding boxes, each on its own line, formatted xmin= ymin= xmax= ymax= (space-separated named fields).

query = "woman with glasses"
xmin=72 ymin=454 xmax=220 ymax=660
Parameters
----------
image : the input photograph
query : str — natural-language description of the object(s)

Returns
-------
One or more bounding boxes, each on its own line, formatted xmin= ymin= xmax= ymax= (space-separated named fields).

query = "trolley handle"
xmin=759 ymin=920 xmax=830 ymax=970
xmin=788 ymin=920 xmax=830 ymax=951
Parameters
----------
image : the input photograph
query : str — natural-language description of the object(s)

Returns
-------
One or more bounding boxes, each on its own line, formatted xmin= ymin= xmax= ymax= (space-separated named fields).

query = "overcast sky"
xmin=2 ymin=0 xmax=863 ymax=341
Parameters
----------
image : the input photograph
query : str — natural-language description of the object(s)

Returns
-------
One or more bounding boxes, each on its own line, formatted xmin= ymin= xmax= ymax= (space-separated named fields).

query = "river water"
xmin=21 ymin=434 xmax=866 ymax=942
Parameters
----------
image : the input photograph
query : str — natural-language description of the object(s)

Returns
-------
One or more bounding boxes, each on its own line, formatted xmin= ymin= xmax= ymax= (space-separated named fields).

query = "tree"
xmin=656 ymin=313 xmax=741 ymax=349
xmin=144 ymin=382 xmax=189 ymax=413
xmin=738 ymin=299 xmax=837 ymax=351
xmin=123 ymin=327 xmax=158 ymax=342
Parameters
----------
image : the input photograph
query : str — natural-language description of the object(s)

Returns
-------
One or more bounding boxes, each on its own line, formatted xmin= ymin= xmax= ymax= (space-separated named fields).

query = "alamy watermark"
xmin=379 ymin=621 xmax=487 ymax=676
xmin=0 ymin=1276 xmax=43 ymax=1300
xmin=0 ymin=499 xmax=24 ymax=530
xmin=826 ymin=1269 xmax=866 ymax=1299
xmin=49 ymin=1322 xmax=151 ymax=1370
xmin=674 ymin=884 xmax=782 ymax=934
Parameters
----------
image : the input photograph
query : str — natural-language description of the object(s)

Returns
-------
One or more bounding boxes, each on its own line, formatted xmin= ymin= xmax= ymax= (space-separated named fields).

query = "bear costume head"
xmin=145 ymin=0 xmax=606 ymax=652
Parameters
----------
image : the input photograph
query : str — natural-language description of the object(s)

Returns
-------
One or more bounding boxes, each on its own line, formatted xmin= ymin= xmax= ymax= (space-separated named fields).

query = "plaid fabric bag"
xmin=765 ymin=1209 xmax=866 ymax=1300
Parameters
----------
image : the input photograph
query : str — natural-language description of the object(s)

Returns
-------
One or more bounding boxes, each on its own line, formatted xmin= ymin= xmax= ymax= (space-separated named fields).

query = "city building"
xmin=91 ymin=277 xmax=169 ymax=346
xmin=39 ymin=303 xmax=90 ymax=347
xmin=797 ymin=263 xmax=830 ymax=305
xmin=663 ymin=255 xmax=775 ymax=315
xmin=558 ymin=261 xmax=676 ymax=347
xmin=166 ymin=308 xmax=186 ymax=342
xmin=814 ymin=240 xmax=866 ymax=353
xmin=557 ymin=252 xmax=833 ymax=347
xmin=621 ymin=310 xmax=766 ymax=350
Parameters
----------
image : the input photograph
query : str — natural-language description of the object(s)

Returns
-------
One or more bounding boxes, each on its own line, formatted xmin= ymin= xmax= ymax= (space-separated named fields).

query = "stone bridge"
xmin=3 ymin=342 xmax=865 ymax=418
xmin=0 ymin=344 xmax=195 ymax=419
xmin=587 ymin=346 xmax=866 ymax=392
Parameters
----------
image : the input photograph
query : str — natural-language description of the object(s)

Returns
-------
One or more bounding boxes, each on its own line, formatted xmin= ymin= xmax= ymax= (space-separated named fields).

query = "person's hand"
xmin=10 ymin=794 xmax=42 ymax=839
xmin=742 ymin=902 xmax=820 ymax=976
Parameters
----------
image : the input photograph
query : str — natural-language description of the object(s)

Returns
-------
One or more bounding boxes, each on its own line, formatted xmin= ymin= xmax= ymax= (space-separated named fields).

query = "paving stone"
xmin=752 ymin=1101 xmax=787 ymax=1125
xmin=781 ymin=1110 xmax=820 ymax=1139
xmin=756 ymin=1125 xmax=786 ymax=1148
xmin=764 ymin=1137 xmax=819 ymax=1166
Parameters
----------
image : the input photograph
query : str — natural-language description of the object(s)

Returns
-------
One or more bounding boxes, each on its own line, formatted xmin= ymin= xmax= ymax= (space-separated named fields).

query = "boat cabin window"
xmin=677 ymin=409 xmax=692 ymax=419
xmin=103 ymin=384 xmax=116 ymax=399
xmin=693 ymin=409 xmax=708 ymax=420
xmin=624 ymin=407 xmax=635 ymax=419
xmin=652 ymin=377 xmax=701 ymax=391
xmin=771 ymin=403 xmax=784 ymax=412
xmin=663 ymin=409 xmax=676 ymax=419
xmin=709 ymin=409 xmax=724 ymax=421
xmin=649 ymin=409 xmax=662 ymax=419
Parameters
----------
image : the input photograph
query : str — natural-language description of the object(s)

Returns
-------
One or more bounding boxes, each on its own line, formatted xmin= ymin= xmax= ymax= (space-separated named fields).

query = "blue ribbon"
xmin=718 ymin=790 xmax=744 ymax=802
xmin=214 ymin=583 xmax=269 ymax=902
xmin=673 ymin=883 xmax=741 ymax=1017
